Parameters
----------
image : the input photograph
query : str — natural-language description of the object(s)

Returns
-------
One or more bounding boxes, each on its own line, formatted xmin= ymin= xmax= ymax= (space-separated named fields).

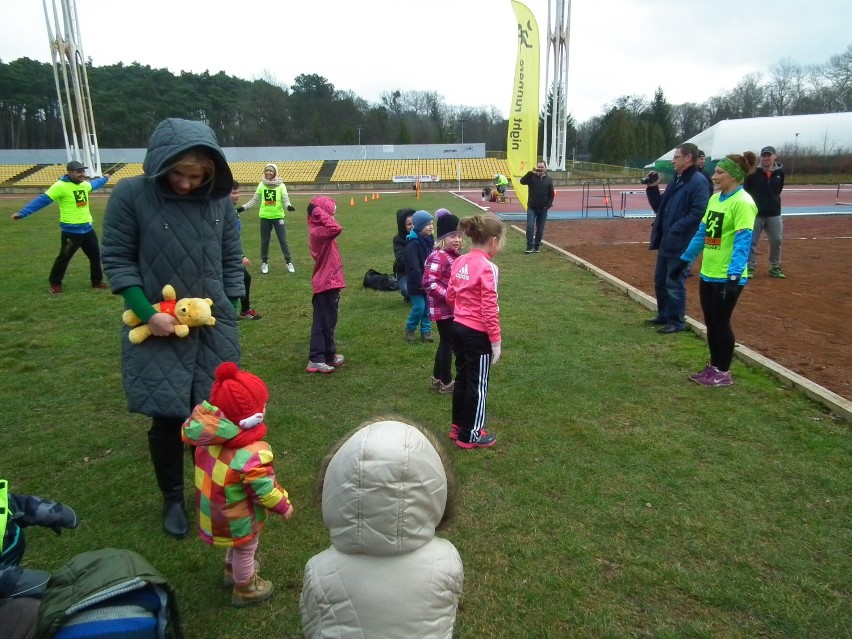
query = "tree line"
xmin=1 ymin=44 xmax=849 ymax=166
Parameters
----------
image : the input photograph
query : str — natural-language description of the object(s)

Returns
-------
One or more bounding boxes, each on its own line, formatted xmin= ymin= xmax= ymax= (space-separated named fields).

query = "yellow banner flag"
xmin=507 ymin=1 xmax=540 ymax=211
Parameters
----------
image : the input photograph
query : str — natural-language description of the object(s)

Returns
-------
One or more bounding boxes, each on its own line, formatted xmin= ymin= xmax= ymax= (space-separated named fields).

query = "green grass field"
xmin=1 ymin=191 xmax=849 ymax=638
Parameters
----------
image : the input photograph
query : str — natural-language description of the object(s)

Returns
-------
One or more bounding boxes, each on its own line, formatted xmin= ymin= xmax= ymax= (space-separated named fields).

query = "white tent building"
xmin=652 ymin=113 xmax=852 ymax=166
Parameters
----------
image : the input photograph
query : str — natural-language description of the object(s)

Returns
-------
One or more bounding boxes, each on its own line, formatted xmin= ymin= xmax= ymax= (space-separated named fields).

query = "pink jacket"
xmin=423 ymin=247 xmax=459 ymax=321
xmin=446 ymin=248 xmax=501 ymax=343
xmin=308 ymin=204 xmax=345 ymax=294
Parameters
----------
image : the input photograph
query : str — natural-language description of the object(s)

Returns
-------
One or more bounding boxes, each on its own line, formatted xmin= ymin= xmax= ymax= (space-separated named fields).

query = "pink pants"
xmin=225 ymin=536 xmax=260 ymax=585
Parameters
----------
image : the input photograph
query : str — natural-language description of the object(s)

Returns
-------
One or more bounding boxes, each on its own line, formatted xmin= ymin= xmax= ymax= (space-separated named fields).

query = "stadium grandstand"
xmin=0 ymin=154 xmax=513 ymax=190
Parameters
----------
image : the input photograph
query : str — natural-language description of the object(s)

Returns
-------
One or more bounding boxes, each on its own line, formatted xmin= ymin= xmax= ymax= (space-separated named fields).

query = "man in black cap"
xmin=744 ymin=145 xmax=786 ymax=278
xmin=11 ymin=160 xmax=112 ymax=293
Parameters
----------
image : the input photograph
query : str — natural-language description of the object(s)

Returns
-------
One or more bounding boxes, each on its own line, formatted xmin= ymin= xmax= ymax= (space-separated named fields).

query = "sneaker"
xmin=645 ymin=316 xmax=667 ymax=326
xmin=704 ymin=369 xmax=733 ymax=387
xmin=261 ymin=262 xmax=269 ymax=274
xmin=693 ymin=366 xmax=733 ymax=387
xmin=533 ymin=248 xmax=540 ymax=253
xmin=231 ymin=573 xmax=274 ymax=607
xmin=431 ymin=377 xmax=442 ymax=390
xmin=421 ymin=332 xmax=434 ymax=343
xmin=239 ymin=309 xmax=263 ymax=320
xmin=769 ymin=267 xmax=786 ymax=279
xmin=287 ymin=262 xmax=295 ymax=273
xmin=404 ymin=329 xmax=416 ymax=343
xmin=525 ymin=249 xmax=534 ymax=254
xmin=438 ymin=380 xmax=455 ymax=394
xmin=689 ymin=365 xmax=713 ymax=381
xmin=306 ymin=361 xmax=335 ymax=374
xmin=91 ymin=282 xmax=109 ymax=290
xmin=330 ymin=354 xmax=345 ymax=368
xmin=449 ymin=425 xmax=490 ymax=441
xmin=456 ymin=432 xmax=497 ymax=449
xmin=224 ymin=560 xmax=260 ymax=588
xmin=48 ymin=285 xmax=63 ymax=294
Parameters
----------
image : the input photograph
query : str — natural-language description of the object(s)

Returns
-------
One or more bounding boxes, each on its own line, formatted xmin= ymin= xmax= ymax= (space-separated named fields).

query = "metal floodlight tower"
xmin=42 ymin=0 xmax=102 ymax=175
xmin=542 ymin=0 xmax=571 ymax=171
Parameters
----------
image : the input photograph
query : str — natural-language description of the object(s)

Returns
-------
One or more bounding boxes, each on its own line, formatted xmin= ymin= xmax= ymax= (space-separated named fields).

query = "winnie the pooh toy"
xmin=123 ymin=284 xmax=216 ymax=344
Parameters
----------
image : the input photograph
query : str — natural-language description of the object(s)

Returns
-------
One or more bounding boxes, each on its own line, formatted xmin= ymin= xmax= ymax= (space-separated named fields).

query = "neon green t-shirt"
xmin=699 ymin=188 xmax=757 ymax=279
xmin=256 ymin=182 xmax=290 ymax=220
xmin=45 ymin=179 xmax=94 ymax=225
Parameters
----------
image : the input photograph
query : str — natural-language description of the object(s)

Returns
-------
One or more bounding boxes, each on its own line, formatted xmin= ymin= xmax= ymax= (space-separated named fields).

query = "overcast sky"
xmin=1 ymin=0 xmax=849 ymax=123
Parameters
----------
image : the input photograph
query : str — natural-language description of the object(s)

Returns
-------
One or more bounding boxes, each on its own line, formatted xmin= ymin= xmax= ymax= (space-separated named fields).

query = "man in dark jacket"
xmin=697 ymin=150 xmax=714 ymax=198
xmin=519 ymin=161 xmax=555 ymax=253
xmin=644 ymin=143 xmax=710 ymax=333
xmin=744 ymin=145 xmax=785 ymax=278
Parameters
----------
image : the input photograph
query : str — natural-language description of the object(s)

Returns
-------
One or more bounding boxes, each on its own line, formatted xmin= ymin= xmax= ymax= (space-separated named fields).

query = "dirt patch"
xmin=537 ymin=216 xmax=852 ymax=401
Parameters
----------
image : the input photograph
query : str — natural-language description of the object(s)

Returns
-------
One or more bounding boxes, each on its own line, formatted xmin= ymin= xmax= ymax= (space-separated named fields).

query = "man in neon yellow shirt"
xmin=493 ymin=173 xmax=509 ymax=195
xmin=12 ymin=160 xmax=111 ymax=294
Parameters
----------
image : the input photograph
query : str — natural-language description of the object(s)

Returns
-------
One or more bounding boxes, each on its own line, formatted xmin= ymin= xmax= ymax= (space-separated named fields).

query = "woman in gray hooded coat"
xmin=102 ymin=118 xmax=243 ymax=539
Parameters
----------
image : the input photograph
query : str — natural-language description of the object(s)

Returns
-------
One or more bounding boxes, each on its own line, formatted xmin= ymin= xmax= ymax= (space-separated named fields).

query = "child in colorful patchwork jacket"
xmin=182 ymin=362 xmax=293 ymax=608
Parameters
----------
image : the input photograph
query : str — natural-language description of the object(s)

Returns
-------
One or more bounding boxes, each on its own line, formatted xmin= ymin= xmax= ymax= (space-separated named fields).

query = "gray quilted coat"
xmin=102 ymin=118 xmax=243 ymax=419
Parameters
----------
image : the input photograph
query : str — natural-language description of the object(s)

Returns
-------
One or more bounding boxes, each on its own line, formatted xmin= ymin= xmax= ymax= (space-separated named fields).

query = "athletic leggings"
xmin=433 ymin=318 xmax=454 ymax=384
xmin=699 ymin=279 xmax=743 ymax=372
xmin=225 ymin=536 xmax=260 ymax=585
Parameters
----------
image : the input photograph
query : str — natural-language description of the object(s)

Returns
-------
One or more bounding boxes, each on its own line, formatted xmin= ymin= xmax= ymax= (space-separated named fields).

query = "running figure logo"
xmin=704 ymin=210 xmax=724 ymax=249
xmin=73 ymin=189 xmax=88 ymax=208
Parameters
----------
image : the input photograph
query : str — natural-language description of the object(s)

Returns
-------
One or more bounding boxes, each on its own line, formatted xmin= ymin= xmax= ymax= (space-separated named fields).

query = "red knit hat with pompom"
xmin=209 ymin=362 xmax=269 ymax=429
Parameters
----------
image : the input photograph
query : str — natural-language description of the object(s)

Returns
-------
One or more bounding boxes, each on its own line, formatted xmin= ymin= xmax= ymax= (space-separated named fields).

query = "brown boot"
xmin=231 ymin=573 xmax=274 ymax=607
xmin=223 ymin=559 xmax=260 ymax=588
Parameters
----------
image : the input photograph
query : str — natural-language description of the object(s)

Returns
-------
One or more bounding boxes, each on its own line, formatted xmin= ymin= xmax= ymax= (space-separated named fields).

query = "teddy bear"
xmin=123 ymin=284 xmax=216 ymax=344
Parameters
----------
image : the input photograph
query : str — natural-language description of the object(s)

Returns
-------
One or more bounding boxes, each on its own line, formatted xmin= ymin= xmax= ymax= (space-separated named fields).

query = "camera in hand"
xmin=640 ymin=171 xmax=659 ymax=185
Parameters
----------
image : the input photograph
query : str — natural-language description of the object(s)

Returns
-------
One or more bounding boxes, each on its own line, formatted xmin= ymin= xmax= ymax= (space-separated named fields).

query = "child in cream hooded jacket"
xmin=300 ymin=419 xmax=463 ymax=638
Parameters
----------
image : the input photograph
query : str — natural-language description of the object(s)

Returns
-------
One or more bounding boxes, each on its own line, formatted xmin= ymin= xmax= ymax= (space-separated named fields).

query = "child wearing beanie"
xmin=404 ymin=210 xmax=435 ymax=342
xmin=424 ymin=209 xmax=462 ymax=392
xmin=182 ymin=362 xmax=293 ymax=607
xmin=306 ymin=195 xmax=346 ymax=374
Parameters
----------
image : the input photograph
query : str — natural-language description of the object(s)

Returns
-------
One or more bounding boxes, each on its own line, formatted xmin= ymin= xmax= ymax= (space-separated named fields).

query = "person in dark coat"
xmin=403 ymin=210 xmax=434 ymax=342
xmin=744 ymin=145 xmax=786 ymax=278
xmin=392 ymin=208 xmax=415 ymax=302
xmin=519 ymin=161 xmax=555 ymax=253
xmin=644 ymin=143 xmax=710 ymax=333
xmin=101 ymin=118 xmax=244 ymax=539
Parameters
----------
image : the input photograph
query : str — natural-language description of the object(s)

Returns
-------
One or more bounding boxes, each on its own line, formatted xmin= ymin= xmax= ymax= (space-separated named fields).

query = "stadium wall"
xmin=0 ymin=143 xmax=486 ymax=164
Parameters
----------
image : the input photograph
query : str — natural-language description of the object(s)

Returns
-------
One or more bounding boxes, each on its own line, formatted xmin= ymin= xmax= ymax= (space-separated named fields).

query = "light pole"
xmin=458 ymin=119 xmax=466 ymax=144
xmin=356 ymin=125 xmax=364 ymax=145
xmin=793 ymin=132 xmax=799 ymax=176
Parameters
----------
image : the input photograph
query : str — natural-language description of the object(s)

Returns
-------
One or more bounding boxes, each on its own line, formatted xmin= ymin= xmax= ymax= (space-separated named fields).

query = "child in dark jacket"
xmin=306 ymin=196 xmax=346 ymax=374
xmin=424 ymin=209 xmax=461 ymax=393
xmin=392 ymin=208 xmax=415 ymax=302
xmin=404 ymin=210 xmax=434 ymax=343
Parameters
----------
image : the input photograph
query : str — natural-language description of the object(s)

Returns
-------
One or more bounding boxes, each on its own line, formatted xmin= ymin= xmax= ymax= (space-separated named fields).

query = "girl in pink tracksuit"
xmin=445 ymin=214 xmax=506 ymax=449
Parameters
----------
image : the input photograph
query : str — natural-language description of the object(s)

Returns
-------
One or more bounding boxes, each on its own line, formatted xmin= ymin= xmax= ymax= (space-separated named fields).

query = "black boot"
xmin=148 ymin=419 xmax=189 ymax=539
xmin=161 ymin=488 xmax=189 ymax=540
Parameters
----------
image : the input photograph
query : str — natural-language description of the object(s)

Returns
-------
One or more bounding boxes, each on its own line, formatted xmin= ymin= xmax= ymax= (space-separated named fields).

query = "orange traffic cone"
xmin=349 ymin=197 xmax=355 ymax=207
xmin=364 ymin=195 xmax=368 ymax=203
xmin=376 ymin=192 xmax=380 ymax=200
xmin=371 ymin=193 xmax=376 ymax=200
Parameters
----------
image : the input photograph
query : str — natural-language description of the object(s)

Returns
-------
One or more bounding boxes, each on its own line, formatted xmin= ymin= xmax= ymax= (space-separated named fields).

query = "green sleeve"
xmin=121 ymin=286 xmax=157 ymax=323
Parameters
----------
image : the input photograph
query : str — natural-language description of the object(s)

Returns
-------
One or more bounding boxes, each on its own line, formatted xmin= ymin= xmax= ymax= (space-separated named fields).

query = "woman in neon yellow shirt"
xmin=679 ymin=153 xmax=758 ymax=387
xmin=237 ymin=163 xmax=295 ymax=274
